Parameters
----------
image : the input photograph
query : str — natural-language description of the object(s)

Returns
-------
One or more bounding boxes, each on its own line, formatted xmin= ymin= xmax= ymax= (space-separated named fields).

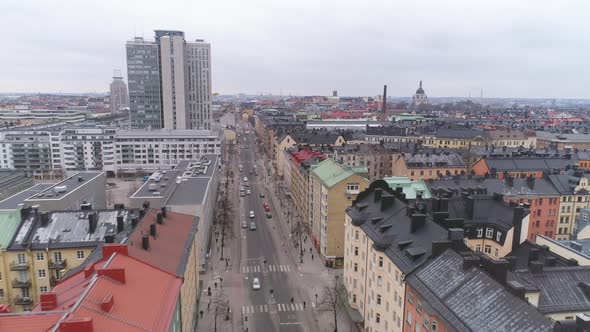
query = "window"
xmin=377 ymin=295 xmax=382 ymax=305
xmin=355 ymin=230 xmax=359 ymax=240
xmin=53 ymin=252 xmax=63 ymax=263
xmin=346 ymin=183 xmax=360 ymax=194
xmin=0 ymin=272 xmax=2 ymax=280
xmin=485 ymin=228 xmax=493 ymax=238
xmin=495 ymin=248 xmax=499 ymax=257
xmin=408 ymin=312 xmax=413 ymax=325
xmin=17 ymin=253 xmax=26 ymax=265
xmin=476 ymin=228 xmax=483 ymax=237
xmin=40 ymin=286 xmax=48 ymax=293
xmin=377 ymin=276 xmax=382 ymax=286
xmin=38 ymin=269 xmax=46 ymax=278
xmin=378 ymin=257 xmax=383 ymax=268
xmin=354 ymin=247 xmax=358 ymax=256
xmin=352 ymin=294 xmax=357 ymax=303
xmin=76 ymin=250 xmax=85 ymax=259
xmin=417 ymin=301 xmax=423 ymax=313
xmin=376 ymin=313 xmax=381 ymax=323
xmin=36 ymin=252 xmax=44 ymax=261
xmin=395 ymin=271 xmax=400 ymax=284
xmin=424 ymin=315 xmax=430 ymax=329
xmin=432 ymin=320 xmax=438 ymax=332
xmin=496 ymin=231 xmax=502 ymax=242
xmin=0 ymin=289 xmax=3 ymax=298
xmin=484 ymin=245 xmax=492 ymax=254
xmin=354 ymin=263 xmax=358 ymax=272
xmin=476 ymin=244 xmax=481 ymax=252
xmin=408 ymin=292 xmax=414 ymax=304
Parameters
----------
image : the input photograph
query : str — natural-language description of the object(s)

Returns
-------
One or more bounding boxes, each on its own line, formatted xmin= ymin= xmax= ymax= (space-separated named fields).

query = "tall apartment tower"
xmin=109 ymin=70 xmax=129 ymax=113
xmin=126 ymin=30 xmax=211 ymax=129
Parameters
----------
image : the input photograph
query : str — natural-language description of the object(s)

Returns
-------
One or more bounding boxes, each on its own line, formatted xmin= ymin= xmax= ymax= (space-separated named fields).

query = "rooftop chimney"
xmin=58 ymin=317 xmax=94 ymax=332
xmin=160 ymin=206 xmax=167 ymax=218
xmin=462 ymin=256 xmax=480 ymax=270
xmin=530 ymin=260 xmax=543 ymax=274
xmin=96 ymin=267 xmax=126 ymax=284
xmin=99 ymin=295 xmax=114 ymax=313
xmin=380 ymin=194 xmax=395 ymax=210
xmin=104 ymin=233 xmax=115 ymax=243
xmin=80 ymin=201 xmax=92 ymax=211
xmin=150 ymin=223 xmax=157 ymax=237
xmin=131 ymin=216 xmax=139 ymax=228
xmin=116 ymin=215 xmax=124 ymax=233
xmin=526 ymin=175 xmax=536 ymax=190
xmin=466 ymin=196 xmax=475 ymax=220
xmin=114 ymin=203 xmax=125 ymax=210
xmin=142 ymin=234 xmax=149 ymax=250
xmin=382 ymin=85 xmax=387 ymax=113
xmin=142 ymin=201 xmax=150 ymax=209
xmin=40 ymin=211 xmax=49 ymax=227
xmin=39 ymin=292 xmax=57 ymax=311
xmin=374 ymin=188 xmax=383 ymax=202
xmin=156 ymin=212 xmax=163 ymax=224
xmin=448 ymin=228 xmax=464 ymax=241
xmin=78 ymin=176 xmax=84 ymax=182
xmin=88 ymin=212 xmax=98 ymax=234
xmin=440 ymin=198 xmax=449 ymax=212
xmin=101 ymin=244 xmax=128 ymax=258
xmin=410 ymin=214 xmax=426 ymax=233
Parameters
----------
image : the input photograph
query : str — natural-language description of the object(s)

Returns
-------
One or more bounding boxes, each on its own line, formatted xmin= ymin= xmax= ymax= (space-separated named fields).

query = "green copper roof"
xmin=312 ymin=159 xmax=366 ymax=188
xmin=383 ymin=176 xmax=432 ymax=199
xmin=0 ymin=209 xmax=21 ymax=249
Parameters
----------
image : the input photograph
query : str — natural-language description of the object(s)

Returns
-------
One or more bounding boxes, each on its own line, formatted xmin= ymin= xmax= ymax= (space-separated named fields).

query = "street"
xmin=197 ymin=113 xmax=357 ymax=332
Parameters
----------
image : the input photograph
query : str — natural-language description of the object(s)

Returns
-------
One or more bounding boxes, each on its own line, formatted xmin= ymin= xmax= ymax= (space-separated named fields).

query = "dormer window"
xmin=485 ymin=228 xmax=493 ymax=239
xmin=496 ymin=231 xmax=502 ymax=242
xmin=477 ymin=228 xmax=483 ymax=237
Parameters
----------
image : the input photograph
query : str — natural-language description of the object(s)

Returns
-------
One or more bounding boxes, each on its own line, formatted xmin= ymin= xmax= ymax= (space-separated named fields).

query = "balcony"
xmin=12 ymin=279 xmax=31 ymax=288
xmin=49 ymin=259 xmax=67 ymax=270
xmin=14 ymin=296 xmax=33 ymax=306
xmin=10 ymin=261 xmax=29 ymax=271
xmin=50 ymin=276 xmax=59 ymax=287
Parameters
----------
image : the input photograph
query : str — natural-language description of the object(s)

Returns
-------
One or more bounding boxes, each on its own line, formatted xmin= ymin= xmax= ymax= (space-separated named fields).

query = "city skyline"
xmin=1 ymin=0 xmax=590 ymax=98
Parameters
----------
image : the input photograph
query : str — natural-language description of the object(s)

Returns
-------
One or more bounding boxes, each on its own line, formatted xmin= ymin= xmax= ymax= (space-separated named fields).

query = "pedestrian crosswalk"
xmin=241 ymin=264 xmax=291 ymax=273
xmin=241 ymin=303 xmax=305 ymax=314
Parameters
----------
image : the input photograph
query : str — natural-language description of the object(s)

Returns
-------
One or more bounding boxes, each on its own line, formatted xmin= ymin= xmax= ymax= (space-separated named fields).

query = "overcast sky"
xmin=1 ymin=0 xmax=589 ymax=98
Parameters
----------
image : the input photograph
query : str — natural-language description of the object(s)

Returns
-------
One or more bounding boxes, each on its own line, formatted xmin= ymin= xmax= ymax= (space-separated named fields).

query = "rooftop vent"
xmin=142 ymin=234 xmax=149 ymax=250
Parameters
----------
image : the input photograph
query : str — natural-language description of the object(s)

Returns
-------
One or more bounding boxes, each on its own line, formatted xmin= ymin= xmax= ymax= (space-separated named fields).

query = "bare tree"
xmin=317 ymin=277 xmax=346 ymax=332
xmin=217 ymin=188 xmax=234 ymax=261
xmin=209 ymin=288 xmax=230 ymax=332
xmin=106 ymin=189 xmax=114 ymax=208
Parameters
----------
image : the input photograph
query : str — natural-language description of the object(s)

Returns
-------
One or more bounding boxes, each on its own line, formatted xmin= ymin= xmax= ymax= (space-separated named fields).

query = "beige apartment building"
xmin=546 ymin=172 xmax=590 ymax=240
xmin=309 ymin=159 xmax=368 ymax=267
xmin=344 ymin=185 xmax=449 ymax=331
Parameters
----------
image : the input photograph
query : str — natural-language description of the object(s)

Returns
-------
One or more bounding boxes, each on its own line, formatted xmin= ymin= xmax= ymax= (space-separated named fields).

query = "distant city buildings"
xmin=126 ymin=30 xmax=211 ymax=130
xmin=109 ymin=70 xmax=129 ymax=113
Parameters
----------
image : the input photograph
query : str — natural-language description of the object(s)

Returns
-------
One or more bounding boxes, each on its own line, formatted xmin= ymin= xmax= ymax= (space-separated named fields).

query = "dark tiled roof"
xmin=484 ymin=157 xmax=574 ymax=172
xmin=408 ymin=249 xmax=553 ymax=332
xmin=427 ymin=178 xmax=560 ymax=197
xmin=510 ymin=265 xmax=590 ymax=314
xmin=403 ymin=152 xmax=466 ymax=167
xmin=347 ymin=186 xmax=447 ymax=274
xmin=436 ymin=128 xmax=485 ymax=139
xmin=445 ymin=196 xmax=515 ymax=229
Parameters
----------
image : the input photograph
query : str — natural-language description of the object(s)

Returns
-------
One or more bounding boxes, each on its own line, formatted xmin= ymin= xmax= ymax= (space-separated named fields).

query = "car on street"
xmin=250 ymin=222 xmax=257 ymax=231
xmin=252 ymin=277 xmax=261 ymax=289
xmin=246 ymin=189 xmax=251 ymax=195
xmin=240 ymin=191 xmax=245 ymax=197
xmin=260 ymin=192 xmax=265 ymax=198
xmin=249 ymin=211 xmax=255 ymax=218
xmin=266 ymin=212 xmax=272 ymax=219
xmin=263 ymin=203 xmax=270 ymax=212
xmin=250 ymin=170 xmax=254 ymax=174
xmin=243 ymin=177 xmax=248 ymax=182
xmin=241 ymin=220 xmax=248 ymax=228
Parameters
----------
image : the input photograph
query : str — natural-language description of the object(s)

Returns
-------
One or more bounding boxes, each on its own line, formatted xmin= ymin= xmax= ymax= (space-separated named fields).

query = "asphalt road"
xmin=236 ymin=123 xmax=320 ymax=332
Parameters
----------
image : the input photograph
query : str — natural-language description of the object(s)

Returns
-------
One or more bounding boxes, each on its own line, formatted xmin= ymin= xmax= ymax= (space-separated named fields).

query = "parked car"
xmin=263 ymin=203 xmax=270 ymax=212
xmin=250 ymin=222 xmax=257 ymax=231
xmin=249 ymin=211 xmax=255 ymax=218
xmin=247 ymin=189 xmax=252 ymax=195
xmin=260 ymin=192 xmax=265 ymax=198
xmin=241 ymin=220 xmax=248 ymax=228
xmin=244 ymin=177 xmax=248 ymax=182
xmin=266 ymin=212 xmax=272 ymax=219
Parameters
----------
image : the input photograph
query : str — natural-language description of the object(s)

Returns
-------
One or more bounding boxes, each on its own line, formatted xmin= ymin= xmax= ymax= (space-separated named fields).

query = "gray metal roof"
xmin=0 ymin=184 xmax=52 ymax=210
xmin=408 ymin=249 xmax=553 ymax=332
xmin=24 ymin=172 xmax=103 ymax=201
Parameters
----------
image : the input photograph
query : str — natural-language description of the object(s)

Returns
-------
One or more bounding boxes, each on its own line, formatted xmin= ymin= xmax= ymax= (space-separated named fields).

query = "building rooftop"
xmin=347 ymin=184 xmax=448 ymax=274
xmin=382 ymin=176 xmax=431 ymax=199
xmin=427 ymin=177 xmax=560 ymax=198
xmin=435 ymin=128 xmax=486 ymax=139
xmin=0 ymin=312 xmax=63 ymax=332
xmin=510 ymin=265 xmax=590 ymax=314
xmin=115 ymin=127 xmax=221 ymax=139
xmin=24 ymin=172 xmax=102 ymax=202
xmin=403 ymin=152 xmax=466 ymax=168
xmin=407 ymin=249 xmax=552 ymax=332
xmin=127 ymin=209 xmax=197 ymax=276
xmin=8 ymin=208 xmax=135 ymax=251
xmin=311 ymin=158 xmax=366 ymax=188
xmin=536 ymin=131 xmax=590 ymax=143
xmin=29 ymin=245 xmax=182 ymax=331
xmin=0 ymin=184 xmax=52 ymax=210
xmin=484 ymin=157 xmax=574 ymax=173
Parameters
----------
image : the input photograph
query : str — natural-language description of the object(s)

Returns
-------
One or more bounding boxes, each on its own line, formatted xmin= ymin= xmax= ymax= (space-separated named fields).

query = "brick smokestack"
xmin=382 ymin=85 xmax=387 ymax=113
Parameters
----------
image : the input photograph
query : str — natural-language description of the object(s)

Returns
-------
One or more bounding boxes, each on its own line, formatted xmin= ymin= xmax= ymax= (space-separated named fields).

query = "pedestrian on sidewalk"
xmin=208 ymin=302 xmax=211 ymax=310
xmin=303 ymin=301 xmax=306 ymax=308
xmin=310 ymin=248 xmax=312 ymax=253
xmin=290 ymin=297 xmax=294 ymax=304
xmin=208 ymin=286 xmax=211 ymax=296
xmin=312 ymin=254 xmax=314 ymax=260
xmin=200 ymin=310 xmax=203 ymax=318
xmin=214 ymin=282 xmax=218 ymax=289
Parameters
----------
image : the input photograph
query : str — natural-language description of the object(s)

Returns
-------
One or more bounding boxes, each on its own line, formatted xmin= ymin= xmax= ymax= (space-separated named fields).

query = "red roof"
xmin=291 ymin=149 xmax=326 ymax=165
xmin=127 ymin=209 xmax=196 ymax=276
xmin=0 ymin=313 xmax=63 ymax=332
xmin=17 ymin=244 xmax=183 ymax=332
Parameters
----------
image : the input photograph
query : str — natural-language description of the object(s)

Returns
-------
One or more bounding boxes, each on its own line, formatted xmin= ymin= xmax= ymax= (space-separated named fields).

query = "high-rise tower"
xmin=126 ymin=30 xmax=211 ymax=129
xmin=109 ymin=70 xmax=129 ymax=113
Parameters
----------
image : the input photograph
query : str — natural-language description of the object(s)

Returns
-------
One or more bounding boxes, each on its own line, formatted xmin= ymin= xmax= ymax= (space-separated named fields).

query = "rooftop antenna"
xmin=480 ymin=88 xmax=483 ymax=99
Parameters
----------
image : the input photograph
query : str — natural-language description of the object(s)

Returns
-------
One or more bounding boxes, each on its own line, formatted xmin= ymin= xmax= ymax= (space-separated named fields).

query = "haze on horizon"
xmin=1 ymin=0 xmax=589 ymax=99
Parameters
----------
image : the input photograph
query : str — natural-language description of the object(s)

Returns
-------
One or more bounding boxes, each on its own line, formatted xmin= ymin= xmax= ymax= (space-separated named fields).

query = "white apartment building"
xmin=61 ymin=127 xmax=117 ymax=173
xmin=113 ymin=128 xmax=222 ymax=174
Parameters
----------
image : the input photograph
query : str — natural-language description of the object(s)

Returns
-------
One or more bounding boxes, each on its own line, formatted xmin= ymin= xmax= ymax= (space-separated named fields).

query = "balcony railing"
xmin=14 ymin=296 xmax=33 ymax=306
xmin=49 ymin=259 xmax=67 ymax=270
xmin=10 ymin=261 xmax=29 ymax=271
xmin=12 ymin=279 xmax=31 ymax=288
